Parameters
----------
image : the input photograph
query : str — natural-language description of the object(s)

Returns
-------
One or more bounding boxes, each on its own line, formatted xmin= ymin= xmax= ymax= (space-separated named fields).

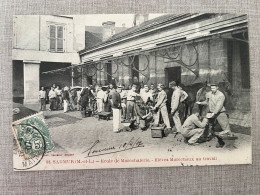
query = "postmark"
xmin=12 ymin=112 xmax=54 ymax=170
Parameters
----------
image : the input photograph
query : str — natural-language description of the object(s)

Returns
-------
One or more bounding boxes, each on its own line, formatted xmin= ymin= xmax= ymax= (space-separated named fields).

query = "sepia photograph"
xmin=12 ymin=13 xmax=251 ymax=171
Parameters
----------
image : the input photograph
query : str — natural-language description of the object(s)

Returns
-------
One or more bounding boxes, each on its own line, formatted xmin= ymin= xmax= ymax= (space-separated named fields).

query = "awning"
xmin=41 ymin=28 xmax=248 ymax=76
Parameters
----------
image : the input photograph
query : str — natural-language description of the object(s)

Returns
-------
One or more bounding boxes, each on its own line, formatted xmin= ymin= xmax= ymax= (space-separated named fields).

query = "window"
xmin=49 ymin=24 xmax=65 ymax=52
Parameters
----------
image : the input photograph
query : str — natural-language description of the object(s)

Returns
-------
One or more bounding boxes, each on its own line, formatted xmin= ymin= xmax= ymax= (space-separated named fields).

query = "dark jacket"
xmin=62 ymin=90 xmax=70 ymax=101
xmin=80 ymin=88 xmax=90 ymax=108
xmin=111 ymin=92 xmax=121 ymax=109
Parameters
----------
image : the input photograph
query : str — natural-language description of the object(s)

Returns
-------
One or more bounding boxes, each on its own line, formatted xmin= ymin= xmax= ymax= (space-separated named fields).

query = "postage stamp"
xmin=12 ymin=112 xmax=54 ymax=170
xmin=12 ymin=14 xmax=251 ymax=170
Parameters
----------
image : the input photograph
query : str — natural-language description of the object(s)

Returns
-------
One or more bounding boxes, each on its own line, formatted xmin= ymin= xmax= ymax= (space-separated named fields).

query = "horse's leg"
xmin=184 ymin=102 xmax=188 ymax=120
xmin=189 ymin=102 xmax=194 ymax=116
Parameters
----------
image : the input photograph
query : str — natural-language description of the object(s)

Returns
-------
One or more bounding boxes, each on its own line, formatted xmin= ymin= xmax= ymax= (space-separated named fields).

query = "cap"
xmin=210 ymin=83 xmax=217 ymax=87
xmin=157 ymin=83 xmax=164 ymax=88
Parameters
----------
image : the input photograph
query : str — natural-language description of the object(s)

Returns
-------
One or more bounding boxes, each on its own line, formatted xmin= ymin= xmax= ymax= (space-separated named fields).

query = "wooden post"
xmin=71 ymin=64 xmax=74 ymax=87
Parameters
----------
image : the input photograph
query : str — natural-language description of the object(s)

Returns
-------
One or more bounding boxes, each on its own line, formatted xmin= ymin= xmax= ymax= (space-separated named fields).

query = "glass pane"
xmin=50 ymin=25 xmax=56 ymax=38
xmin=50 ymin=38 xmax=56 ymax=51
xmin=57 ymin=38 xmax=63 ymax=52
xmin=57 ymin=26 xmax=63 ymax=38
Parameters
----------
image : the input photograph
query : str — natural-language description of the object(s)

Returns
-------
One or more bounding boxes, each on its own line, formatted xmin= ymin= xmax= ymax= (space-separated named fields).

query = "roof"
xmin=79 ymin=14 xmax=199 ymax=55
xmin=79 ymin=13 xmax=247 ymax=61
xmin=85 ymin=26 xmax=128 ymax=40
xmin=85 ymin=31 xmax=102 ymax=50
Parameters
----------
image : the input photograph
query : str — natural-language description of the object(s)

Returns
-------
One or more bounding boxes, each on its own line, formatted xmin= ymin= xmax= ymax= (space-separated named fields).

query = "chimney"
xmin=102 ymin=21 xmax=116 ymax=42
xmin=133 ymin=14 xmax=149 ymax=26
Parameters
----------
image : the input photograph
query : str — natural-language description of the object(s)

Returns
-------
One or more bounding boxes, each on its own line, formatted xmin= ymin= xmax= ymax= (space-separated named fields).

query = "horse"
xmin=182 ymin=82 xmax=207 ymax=119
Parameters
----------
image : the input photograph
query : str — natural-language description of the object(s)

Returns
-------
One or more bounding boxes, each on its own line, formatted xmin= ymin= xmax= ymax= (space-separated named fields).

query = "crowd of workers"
xmin=38 ymin=81 xmax=232 ymax=146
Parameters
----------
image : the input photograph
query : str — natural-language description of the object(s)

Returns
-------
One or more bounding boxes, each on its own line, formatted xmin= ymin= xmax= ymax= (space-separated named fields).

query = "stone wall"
xmin=91 ymin=39 xmax=250 ymax=112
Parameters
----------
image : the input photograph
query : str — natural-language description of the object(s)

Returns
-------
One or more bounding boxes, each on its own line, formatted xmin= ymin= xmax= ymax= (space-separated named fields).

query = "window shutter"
xmin=57 ymin=26 xmax=63 ymax=52
xmin=50 ymin=25 xmax=56 ymax=51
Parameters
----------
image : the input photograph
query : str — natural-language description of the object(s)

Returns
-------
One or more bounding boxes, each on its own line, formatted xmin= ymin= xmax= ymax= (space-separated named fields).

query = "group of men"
xmin=108 ymin=81 xmax=232 ymax=146
xmin=39 ymin=84 xmax=70 ymax=112
xmin=108 ymin=81 xmax=187 ymax=134
xmin=39 ymin=81 xmax=232 ymax=146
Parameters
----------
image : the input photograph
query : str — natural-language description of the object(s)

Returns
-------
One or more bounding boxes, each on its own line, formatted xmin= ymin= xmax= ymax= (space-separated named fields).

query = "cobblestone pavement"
xmin=42 ymin=109 xmax=251 ymax=158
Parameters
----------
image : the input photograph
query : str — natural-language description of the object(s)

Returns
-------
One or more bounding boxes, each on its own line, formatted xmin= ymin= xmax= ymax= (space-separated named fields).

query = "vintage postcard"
xmin=12 ymin=14 xmax=251 ymax=171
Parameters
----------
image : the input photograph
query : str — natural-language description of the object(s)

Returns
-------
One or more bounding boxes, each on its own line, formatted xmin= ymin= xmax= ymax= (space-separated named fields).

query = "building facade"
xmin=79 ymin=14 xmax=250 ymax=112
xmin=13 ymin=15 xmax=82 ymax=104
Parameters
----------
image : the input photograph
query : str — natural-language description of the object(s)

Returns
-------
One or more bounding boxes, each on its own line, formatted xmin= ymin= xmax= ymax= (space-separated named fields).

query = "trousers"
xmin=49 ymin=98 xmax=56 ymax=110
xmin=40 ymin=98 xmax=46 ymax=111
xmin=57 ymin=95 xmax=62 ymax=109
xmin=214 ymin=112 xmax=231 ymax=133
xmin=121 ymin=102 xmax=126 ymax=119
xmin=126 ymin=101 xmax=136 ymax=120
xmin=182 ymin=128 xmax=204 ymax=144
xmin=172 ymin=110 xmax=182 ymax=132
xmin=97 ymin=99 xmax=104 ymax=112
xmin=63 ymin=100 xmax=69 ymax=112
xmin=154 ymin=105 xmax=171 ymax=128
xmin=112 ymin=108 xmax=121 ymax=132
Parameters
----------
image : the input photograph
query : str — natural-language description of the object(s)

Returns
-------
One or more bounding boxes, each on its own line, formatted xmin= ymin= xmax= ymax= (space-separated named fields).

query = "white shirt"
xmin=39 ymin=90 xmax=46 ymax=99
xmin=141 ymin=91 xmax=153 ymax=103
xmin=127 ymin=90 xmax=137 ymax=101
xmin=97 ymin=90 xmax=106 ymax=100
xmin=48 ymin=90 xmax=57 ymax=98
xmin=120 ymin=90 xmax=128 ymax=99
xmin=55 ymin=89 xmax=62 ymax=96
xmin=140 ymin=88 xmax=145 ymax=96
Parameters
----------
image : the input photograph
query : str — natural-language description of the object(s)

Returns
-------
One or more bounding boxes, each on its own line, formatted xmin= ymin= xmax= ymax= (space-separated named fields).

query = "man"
xmin=149 ymin=83 xmax=156 ymax=98
xmin=181 ymin=113 xmax=208 ymax=145
xmin=80 ymin=87 xmax=90 ymax=118
xmin=39 ymin=86 xmax=46 ymax=111
xmin=136 ymin=98 xmax=153 ymax=131
xmin=48 ymin=87 xmax=57 ymax=111
xmin=141 ymin=85 xmax=153 ymax=104
xmin=108 ymin=83 xmax=116 ymax=112
xmin=166 ymin=83 xmax=174 ymax=113
xmin=103 ymin=86 xmax=110 ymax=112
xmin=76 ymin=89 xmax=82 ymax=111
xmin=126 ymin=84 xmax=138 ymax=120
xmin=178 ymin=83 xmax=188 ymax=103
xmin=139 ymin=83 xmax=145 ymax=96
xmin=197 ymin=83 xmax=232 ymax=135
xmin=89 ymin=85 xmax=97 ymax=112
xmin=55 ymin=85 xmax=62 ymax=110
xmin=62 ymin=86 xmax=70 ymax=113
xmin=120 ymin=84 xmax=128 ymax=119
xmin=178 ymin=83 xmax=189 ymax=123
xmin=111 ymin=86 xmax=122 ymax=133
xmin=170 ymin=81 xmax=182 ymax=133
xmin=96 ymin=86 xmax=105 ymax=112
xmin=152 ymin=84 xmax=171 ymax=131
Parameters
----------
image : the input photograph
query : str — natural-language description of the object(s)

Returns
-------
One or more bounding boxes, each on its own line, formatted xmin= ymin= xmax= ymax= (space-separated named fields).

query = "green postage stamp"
xmin=12 ymin=112 xmax=54 ymax=165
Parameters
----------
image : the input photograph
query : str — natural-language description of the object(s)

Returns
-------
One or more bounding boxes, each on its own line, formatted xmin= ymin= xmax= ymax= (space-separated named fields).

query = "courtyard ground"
xmin=16 ymin=103 xmax=251 ymax=169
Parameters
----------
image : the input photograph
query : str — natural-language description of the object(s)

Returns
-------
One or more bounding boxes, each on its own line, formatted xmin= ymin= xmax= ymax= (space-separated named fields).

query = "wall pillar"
xmin=149 ymin=52 xmax=157 ymax=85
xmin=156 ymin=53 xmax=165 ymax=85
xmin=23 ymin=60 xmax=40 ymax=104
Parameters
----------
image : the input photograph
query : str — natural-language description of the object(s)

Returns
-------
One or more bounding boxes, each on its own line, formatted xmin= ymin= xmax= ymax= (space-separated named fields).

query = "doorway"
xmin=165 ymin=66 xmax=181 ymax=87
xmin=106 ymin=61 xmax=112 ymax=84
